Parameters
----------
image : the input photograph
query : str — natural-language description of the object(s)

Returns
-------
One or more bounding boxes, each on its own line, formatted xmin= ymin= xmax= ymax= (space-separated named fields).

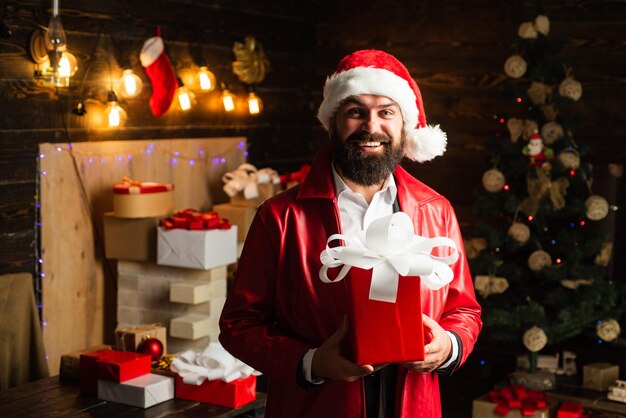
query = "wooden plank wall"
xmin=39 ymin=137 xmax=245 ymax=375
xmin=0 ymin=0 xmax=317 ymax=278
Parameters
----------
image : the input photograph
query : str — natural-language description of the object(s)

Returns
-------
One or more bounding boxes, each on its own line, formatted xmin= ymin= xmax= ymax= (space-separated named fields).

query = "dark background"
xmin=1 ymin=1 xmax=625 ymax=416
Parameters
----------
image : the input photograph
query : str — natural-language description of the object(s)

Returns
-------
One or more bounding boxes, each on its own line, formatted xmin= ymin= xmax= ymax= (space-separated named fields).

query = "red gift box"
xmin=79 ymin=349 xmax=116 ymax=394
xmin=174 ymin=375 xmax=256 ymax=408
xmin=97 ymin=351 xmax=152 ymax=383
xmin=344 ymin=268 xmax=424 ymax=365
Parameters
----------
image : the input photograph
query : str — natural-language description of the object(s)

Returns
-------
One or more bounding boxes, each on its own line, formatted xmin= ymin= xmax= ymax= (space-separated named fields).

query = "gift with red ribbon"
xmin=280 ymin=163 xmax=311 ymax=189
xmin=113 ymin=176 xmax=174 ymax=218
xmin=318 ymin=212 xmax=459 ymax=365
xmin=161 ymin=209 xmax=232 ymax=231
xmin=486 ymin=385 xmax=550 ymax=416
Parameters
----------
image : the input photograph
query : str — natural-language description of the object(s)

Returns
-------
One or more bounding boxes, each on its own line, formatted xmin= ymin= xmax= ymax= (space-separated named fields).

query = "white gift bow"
xmin=222 ymin=164 xmax=280 ymax=199
xmin=170 ymin=342 xmax=261 ymax=385
xmin=319 ymin=212 xmax=459 ymax=303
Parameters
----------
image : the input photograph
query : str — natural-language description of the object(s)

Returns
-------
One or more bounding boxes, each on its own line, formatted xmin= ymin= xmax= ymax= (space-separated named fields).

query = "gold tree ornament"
xmin=508 ymin=222 xmax=531 ymax=244
xmin=585 ymin=195 xmax=609 ymax=221
xmin=232 ymin=36 xmax=270 ymax=85
xmin=594 ymin=242 xmax=613 ymax=267
xmin=528 ymin=250 xmax=552 ymax=272
xmin=597 ymin=319 xmax=621 ymax=342
xmin=474 ymin=275 xmax=509 ymax=298
xmin=482 ymin=169 xmax=506 ymax=193
xmin=523 ymin=326 xmax=548 ymax=352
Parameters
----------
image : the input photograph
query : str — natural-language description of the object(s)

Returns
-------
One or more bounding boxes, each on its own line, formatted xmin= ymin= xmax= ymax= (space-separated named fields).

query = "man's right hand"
xmin=311 ymin=316 xmax=377 ymax=382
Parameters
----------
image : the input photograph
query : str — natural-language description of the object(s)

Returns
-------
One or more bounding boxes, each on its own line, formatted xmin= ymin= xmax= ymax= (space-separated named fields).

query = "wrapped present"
xmin=60 ymin=344 xmax=112 ymax=380
xmin=79 ymin=349 xmax=117 ymax=394
xmin=103 ymin=213 xmax=160 ymax=261
xmin=97 ymin=350 xmax=152 ymax=383
xmin=115 ymin=324 xmax=167 ymax=355
xmin=213 ymin=203 xmax=256 ymax=243
xmin=170 ymin=313 xmax=214 ymax=340
xmin=98 ymin=373 xmax=174 ymax=408
xmin=161 ymin=209 xmax=232 ymax=231
xmin=280 ymin=163 xmax=310 ymax=189
xmin=472 ymin=386 xmax=556 ymax=418
xmin=583 ymin=362 xmax=619 ymax=391
xmin=171 ymin=343 xmax=260 ymax=408
xmin=113 ymin=177 xmax=174 ymax=219
xmin=318 ymin=212 xmax=458 ymax=365
xmin=157 ymin=222 xmax=238 ymax=270
xmin=222 ymin=164 xmax=281 ymax=208
xmin=556 ymin=401 xmax=585 ymax=418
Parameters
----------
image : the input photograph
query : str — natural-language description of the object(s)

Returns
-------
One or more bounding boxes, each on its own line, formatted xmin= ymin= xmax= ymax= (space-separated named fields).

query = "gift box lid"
xmin=113 ymin=179 xmax=173 ymax=194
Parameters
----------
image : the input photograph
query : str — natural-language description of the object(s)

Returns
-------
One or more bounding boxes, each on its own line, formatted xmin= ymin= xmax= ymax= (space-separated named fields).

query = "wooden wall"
xmin=1 ymin=0 xmax=625 ymax=410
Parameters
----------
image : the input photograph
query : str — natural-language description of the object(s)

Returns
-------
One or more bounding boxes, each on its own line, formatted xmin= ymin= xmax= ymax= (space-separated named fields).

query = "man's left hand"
xmin=400 ymin=314 xmax=451 ymax=373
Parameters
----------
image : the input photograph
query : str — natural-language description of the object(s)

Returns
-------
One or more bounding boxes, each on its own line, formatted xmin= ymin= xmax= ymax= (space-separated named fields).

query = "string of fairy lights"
xmin=33 ymin=139 xmax=248 ymax=332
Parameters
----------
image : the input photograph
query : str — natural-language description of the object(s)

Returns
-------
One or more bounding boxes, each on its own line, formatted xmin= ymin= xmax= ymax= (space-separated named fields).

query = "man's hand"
xmin=400 ymin=314 xmax=451 ymax=373
xmin=311 ymin=316 xmax=378 ymax=382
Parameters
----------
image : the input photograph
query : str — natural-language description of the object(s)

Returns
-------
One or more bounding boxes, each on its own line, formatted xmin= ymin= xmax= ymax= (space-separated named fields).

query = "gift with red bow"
xmin=161 ymin=209 xmax=231 ymax=231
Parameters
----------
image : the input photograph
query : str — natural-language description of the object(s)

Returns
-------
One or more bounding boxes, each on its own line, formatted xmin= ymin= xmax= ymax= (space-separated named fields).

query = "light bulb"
xmin=176 ymin=85 xmax=196 ymax=111
xmin=197 ymin=66 xmax=216 ymax=92
xmin=118 ymin=69 xmax=143 ymax=98
xmin=104 ymin=91 xmax=127 ymax=128
xmin=247 ymin=91 xmax=262 ymax=115
xmin=41 ymin=51 xmax=78 ymax=87
xmin=222 ymin=89 xmax=236 ymax=112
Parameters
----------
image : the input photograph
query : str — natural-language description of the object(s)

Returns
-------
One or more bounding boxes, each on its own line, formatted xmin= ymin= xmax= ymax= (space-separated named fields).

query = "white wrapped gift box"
xmin=157 ymin=226 xmax=237 ymax=270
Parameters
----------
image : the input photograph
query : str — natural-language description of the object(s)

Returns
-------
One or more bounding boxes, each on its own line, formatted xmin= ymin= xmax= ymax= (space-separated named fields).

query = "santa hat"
xmin=317 ymin=49 xmax=447 ymax=162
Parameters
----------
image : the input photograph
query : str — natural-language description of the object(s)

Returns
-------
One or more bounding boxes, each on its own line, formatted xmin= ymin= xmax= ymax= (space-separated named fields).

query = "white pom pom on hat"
xmin=317 ymin=49 xmax=447 ymax=162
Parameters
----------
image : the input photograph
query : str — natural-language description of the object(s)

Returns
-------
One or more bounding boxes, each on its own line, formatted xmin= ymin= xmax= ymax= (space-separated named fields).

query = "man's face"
xmin=331 ymin=94 xmax=406 ymax=186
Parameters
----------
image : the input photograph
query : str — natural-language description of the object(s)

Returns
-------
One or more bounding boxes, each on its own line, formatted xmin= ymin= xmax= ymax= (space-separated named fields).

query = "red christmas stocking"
xmin=140 ymin=36 xmax=177 ymax=117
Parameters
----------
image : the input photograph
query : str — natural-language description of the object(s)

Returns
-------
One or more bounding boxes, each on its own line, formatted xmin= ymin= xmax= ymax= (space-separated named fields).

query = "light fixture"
xmin=197 ymin=66 xmax=216 ymax=92
xmin=221 ymin=83 xmax=236 ymax=112
xmin=176 ymin=77 xmax=196 ymax=111
xmin=247 ymin=85 xmax=262 ymax=115
xmin=28 ymin=0 xmax=78 ymax=87
xmin=104 ymin=90 xmax=127 ymax=127
xmin=118 ymin=69 xmax=143 ymax=98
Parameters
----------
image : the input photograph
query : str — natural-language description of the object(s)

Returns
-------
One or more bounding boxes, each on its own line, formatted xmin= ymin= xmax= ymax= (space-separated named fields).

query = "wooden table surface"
xmin=0 ymin=376 xmax=266 ymax=418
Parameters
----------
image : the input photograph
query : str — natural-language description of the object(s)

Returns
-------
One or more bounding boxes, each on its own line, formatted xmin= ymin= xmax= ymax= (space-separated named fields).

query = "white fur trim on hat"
xmin=406 ymin=125 xmax=447 ymax=162
xmin=317 ymin=67 xmax=419 ymax=131
xmin=140 ymin=36 xmax=164 ymax=67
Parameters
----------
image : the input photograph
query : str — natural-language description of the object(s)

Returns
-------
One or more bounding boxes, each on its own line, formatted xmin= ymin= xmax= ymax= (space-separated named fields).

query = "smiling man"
xmin=219 ymin=50 xmax=482 ymax=418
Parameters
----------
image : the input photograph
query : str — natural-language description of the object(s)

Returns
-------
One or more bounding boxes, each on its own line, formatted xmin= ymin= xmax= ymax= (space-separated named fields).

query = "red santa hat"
xmin=317 ymin=49 xmax=447 ymax=162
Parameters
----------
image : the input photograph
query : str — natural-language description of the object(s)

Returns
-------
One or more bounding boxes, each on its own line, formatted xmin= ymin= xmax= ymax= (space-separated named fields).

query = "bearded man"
xmin=219 ymin=49 xmax=482 ymax=418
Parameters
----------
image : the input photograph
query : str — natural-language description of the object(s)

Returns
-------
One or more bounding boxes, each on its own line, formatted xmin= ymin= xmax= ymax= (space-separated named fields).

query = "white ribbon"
xmin=222 ymin=163 xmax=280 ymax=199
xmin=170 ymin=342 xmax=261 ymax=385
xmin=319 ymin=212 xmax=458 ymax=303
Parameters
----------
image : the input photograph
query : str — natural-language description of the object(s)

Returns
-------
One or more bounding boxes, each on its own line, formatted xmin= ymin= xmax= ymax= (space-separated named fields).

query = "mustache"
xmin=345 ymin=132 xmax=391 ymax=145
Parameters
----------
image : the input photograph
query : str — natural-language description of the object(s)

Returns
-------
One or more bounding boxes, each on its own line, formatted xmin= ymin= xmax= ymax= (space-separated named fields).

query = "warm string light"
xmin=197 ymin=66 xmax=216 ymax=92
xmin=104 ymin=90 xmax=127 ymax=128
xmin=176 ymin=77 xmax=196 ymax=111
xmin=118 ymin=69 xmax=143 ymax=98
xmin=221 ymin=83 xmax=236 ymax=112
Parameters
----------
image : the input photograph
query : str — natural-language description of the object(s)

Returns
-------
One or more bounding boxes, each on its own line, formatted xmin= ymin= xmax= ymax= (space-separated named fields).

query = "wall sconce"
xmin=221 ymin=83 xmax=236 ymax=112
xmin=176 ymin=77 xmax=196 ymax=111
xmin=247 ymin=85 xmax=262 ymax=115
xmin=118 ymin=69 xmax=143 ymax=98
xmin=104 ymin=90 xmax=127 ymax=127
xmin=29 ymin=0 xmax=78 ymax=87
xmin=197 ymin=66 xmax=216 ymax=92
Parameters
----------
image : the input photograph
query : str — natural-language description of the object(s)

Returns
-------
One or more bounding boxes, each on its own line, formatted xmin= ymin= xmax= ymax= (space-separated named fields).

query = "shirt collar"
xmin=331 ymin=162 xmax=397 ymax=201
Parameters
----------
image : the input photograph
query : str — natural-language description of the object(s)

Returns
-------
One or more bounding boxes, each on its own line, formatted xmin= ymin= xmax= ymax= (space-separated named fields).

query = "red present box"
xmin=97 ymin=351 xmax=152 ymax=383
xmin=175 ymin=375 xmax=256 ymax=408
xmin=344 ymin=268 xmax=424 ymax=365
xmin=79 ymin=349 xmax=116 ymax=394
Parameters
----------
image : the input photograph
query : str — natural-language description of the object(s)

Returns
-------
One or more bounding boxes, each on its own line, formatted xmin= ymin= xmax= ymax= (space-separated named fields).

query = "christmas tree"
xmin=469 ymin=14 xmax=624 ymax=357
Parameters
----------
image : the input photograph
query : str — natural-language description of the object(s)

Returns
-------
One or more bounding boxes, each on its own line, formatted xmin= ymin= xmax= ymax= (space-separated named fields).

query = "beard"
xmin=331 ymin=130 xmax=406 ymax=186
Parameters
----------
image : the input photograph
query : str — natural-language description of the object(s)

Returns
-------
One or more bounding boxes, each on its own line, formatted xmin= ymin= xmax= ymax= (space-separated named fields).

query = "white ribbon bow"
xmin=170 ymin=342 xmax=261 ymax=385
xmin=222 ymin=163 xmax=280 ymax=199
xmin=319 ymin=212 xmax=458 ymax=303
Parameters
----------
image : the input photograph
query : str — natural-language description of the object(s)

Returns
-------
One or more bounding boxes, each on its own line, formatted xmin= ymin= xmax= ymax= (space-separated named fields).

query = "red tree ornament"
xmin=138 ymin=337 xmax=164 ymax=361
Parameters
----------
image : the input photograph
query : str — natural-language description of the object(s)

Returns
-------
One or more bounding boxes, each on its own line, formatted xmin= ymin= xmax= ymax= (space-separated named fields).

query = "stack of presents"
xmin=61 ymin=164 xmax=294 ymax=409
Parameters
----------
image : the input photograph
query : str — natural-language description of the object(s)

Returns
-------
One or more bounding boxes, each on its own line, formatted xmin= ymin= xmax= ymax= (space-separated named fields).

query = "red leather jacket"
xmin=219 ymin=146 xmax=482 ymax=418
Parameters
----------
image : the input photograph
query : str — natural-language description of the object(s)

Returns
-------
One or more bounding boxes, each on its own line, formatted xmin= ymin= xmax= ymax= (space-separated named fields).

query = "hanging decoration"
xmin=463 ymin=237 xmax=487 ymax=260
xmin=519 ymin=169 xmax=569 ymax=216
xmin=559 ymin=75 xmax=583 ymax=101
xmin=508 ymin=222 xmax=531 ymax=244
xmin=597 ymin=319 xmax=621 ymax=342
xmin=504 ymin=54 xmax=527 ymax=79
xmin=482 ymin=168 xmax=506 ymax=193
xmin=585 ymin=195 xmax=609 ymax=221
xmin=140 ymin=30 xmax=177 ymax=117
xmin=523 ymin=326 xmax=548 ymax=352
xmin=527 ymin=250 xmax=552 ymax=272
xmin=557 ymin=148 xmax=581 ymax=170
xmin=522 ymin=132 xmax=554 ymax=168
xmin=594 ymin=242 xmax=613 ymax=267
xmin=560 ymin=279 xmax=593 ymax=290
xmin=474 ymin=275 xmax=510 ymax=298
xmin=540 ymin=121 xmax=564 ymax=145
xmin=232 ymin=36 xmax=270 ymax=115
xmin=527 ymin=82 xmax=552 ymax=105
